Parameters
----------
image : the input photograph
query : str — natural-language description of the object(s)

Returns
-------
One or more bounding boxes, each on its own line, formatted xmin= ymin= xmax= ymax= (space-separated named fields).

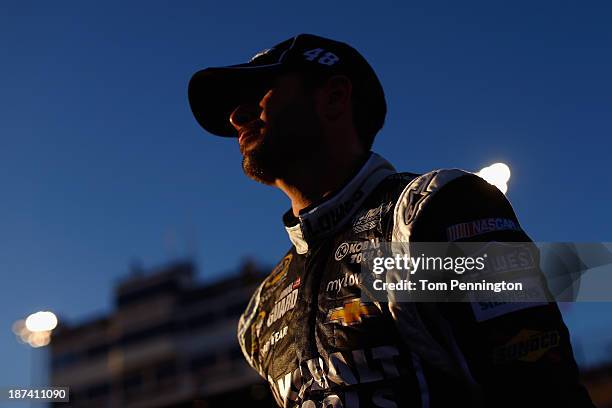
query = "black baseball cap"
xmin=188 ymin=33 xmax=386 ymax=137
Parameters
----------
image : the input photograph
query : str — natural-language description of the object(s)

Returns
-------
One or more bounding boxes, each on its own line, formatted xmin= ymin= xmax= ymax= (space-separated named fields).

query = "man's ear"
xmin=317 ymin=75 xmax=353 ymax=120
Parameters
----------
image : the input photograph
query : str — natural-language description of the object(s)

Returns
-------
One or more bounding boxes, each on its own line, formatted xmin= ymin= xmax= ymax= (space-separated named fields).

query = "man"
xmin=188 ymin=34 xmax=594 ymax=407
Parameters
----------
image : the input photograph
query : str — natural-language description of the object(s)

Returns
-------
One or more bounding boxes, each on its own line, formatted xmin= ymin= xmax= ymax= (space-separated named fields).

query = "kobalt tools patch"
xmin=334 ymin=238 xmax=380 ymax=262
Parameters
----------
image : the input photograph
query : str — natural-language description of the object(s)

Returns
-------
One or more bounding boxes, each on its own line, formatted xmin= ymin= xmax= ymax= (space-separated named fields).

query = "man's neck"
xmin=275 ymin=148 xmax=369 ymax=217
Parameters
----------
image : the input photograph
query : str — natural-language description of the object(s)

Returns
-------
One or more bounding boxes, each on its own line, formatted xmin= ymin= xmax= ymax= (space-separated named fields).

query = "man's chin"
xmin=241 ymin=155 xmax=278 ymax=186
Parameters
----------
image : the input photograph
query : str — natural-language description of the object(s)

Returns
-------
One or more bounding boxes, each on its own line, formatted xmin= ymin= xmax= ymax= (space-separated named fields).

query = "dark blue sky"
xmin=1 ymin=1 xmax=611 ymax=391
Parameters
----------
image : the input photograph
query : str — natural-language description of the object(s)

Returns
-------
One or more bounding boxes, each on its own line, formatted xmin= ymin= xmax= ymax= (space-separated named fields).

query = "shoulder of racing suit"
xmin=385 ymin=169 xmax=594 ymax=407
xmin=391 ymin=168 xmax=474 ymax=243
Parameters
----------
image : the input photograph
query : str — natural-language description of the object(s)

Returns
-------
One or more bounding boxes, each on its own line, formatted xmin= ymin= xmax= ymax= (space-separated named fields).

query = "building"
xmin=49 ymin=258 xmax=612 ymax=407
xmin=50 ymin=260 xmax=274 ymax=407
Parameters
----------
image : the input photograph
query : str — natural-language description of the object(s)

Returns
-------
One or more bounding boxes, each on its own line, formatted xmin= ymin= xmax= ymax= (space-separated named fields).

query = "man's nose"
xmin=229 ymin=103 xmax=261 ymax=131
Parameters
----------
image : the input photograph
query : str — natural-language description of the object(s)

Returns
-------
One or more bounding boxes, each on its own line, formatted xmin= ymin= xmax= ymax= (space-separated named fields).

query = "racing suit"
xmin=237 ymin=152 xmax=594 ymax=407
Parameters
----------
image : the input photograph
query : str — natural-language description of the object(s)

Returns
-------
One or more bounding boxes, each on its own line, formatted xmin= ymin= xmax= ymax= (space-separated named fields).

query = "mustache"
xmin=241 ymin=119 xmax=265 ymax=135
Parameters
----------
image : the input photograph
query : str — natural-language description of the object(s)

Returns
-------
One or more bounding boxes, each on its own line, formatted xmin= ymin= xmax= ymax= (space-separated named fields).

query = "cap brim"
xmin=188 ymin=63 xmax=283 ymax=137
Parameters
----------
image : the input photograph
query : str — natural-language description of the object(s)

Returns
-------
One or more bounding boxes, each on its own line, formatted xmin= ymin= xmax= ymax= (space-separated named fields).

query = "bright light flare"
xmin=12 ymin=319 xmax=29 ymax=340
xmin=477 ymin=163 xmax=511 ymax=194
xmin=28 ymin=331 xmax=51 ymax=348
xmin=25 ymin=311 xmax=58 ymax=332
xmin=12 ymin=311 xmax=57 ymax=348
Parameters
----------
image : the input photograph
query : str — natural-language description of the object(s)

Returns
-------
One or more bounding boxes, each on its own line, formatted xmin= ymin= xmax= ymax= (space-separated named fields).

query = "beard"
xmin=241 ymin=134 xmax=283 ymax=185
xmin=241 ymin=98 xmax=323 ymax=185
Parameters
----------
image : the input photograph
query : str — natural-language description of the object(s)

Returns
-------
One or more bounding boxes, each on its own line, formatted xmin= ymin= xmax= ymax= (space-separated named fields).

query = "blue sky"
xmin=1 ymin=1 xmax=611 ymax=391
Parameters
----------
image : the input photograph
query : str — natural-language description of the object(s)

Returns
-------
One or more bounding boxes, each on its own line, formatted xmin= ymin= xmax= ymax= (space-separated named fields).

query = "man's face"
xmin=229 ymin=72 xmax=324 ymax=185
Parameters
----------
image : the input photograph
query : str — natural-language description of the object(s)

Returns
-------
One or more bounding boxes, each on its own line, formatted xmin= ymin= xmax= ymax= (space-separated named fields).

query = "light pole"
xmin=12 ymin=311 xmax=58 ymax=407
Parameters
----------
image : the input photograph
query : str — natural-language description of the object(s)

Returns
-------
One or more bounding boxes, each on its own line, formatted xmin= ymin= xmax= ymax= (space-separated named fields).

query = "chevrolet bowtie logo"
xmin=326 ymin=299 xmax=380 ymax=326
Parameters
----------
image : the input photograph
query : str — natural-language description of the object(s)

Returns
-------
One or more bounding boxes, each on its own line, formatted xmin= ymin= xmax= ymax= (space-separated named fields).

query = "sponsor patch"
xmin=489 ymin=245 xmax=536 ymax=274
xmin=325 ymin=272 xmax=362 ymax=294
xmin=334 ymin=238 xmax=380 ymax=263
xmin=267 ymin=282 xmax=299 ymax=327
xmin=352 ymin=202 xmax=393 ymax=233
xmin=465 ymin=243 xmax=538 ymax=280
xmin=304 ymin=190 xmax=364 ymax=237
xmin=446 ymin=218 xmax=522 ymax=242
xmin=271 ymin=345 xmax=402 ymax=406
xmin=326 ymin=299 xmax=381 ymax=326
xmin=493 ymin=330 xmax=560 ymax=363
xmin=471 ymin=300 xmax=546 ymax=322
xmin=404 ymin=172 xmax=438 ymax=225
xmin=250 ymin=310 xmax=266 ymax=355
xmin=265 ymin=254 xmax=293 ymax=289
xmin=469 ymin=275 xmax=548 ymax=322
xmin=261 ymin=325 xmax=288 ymax=356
